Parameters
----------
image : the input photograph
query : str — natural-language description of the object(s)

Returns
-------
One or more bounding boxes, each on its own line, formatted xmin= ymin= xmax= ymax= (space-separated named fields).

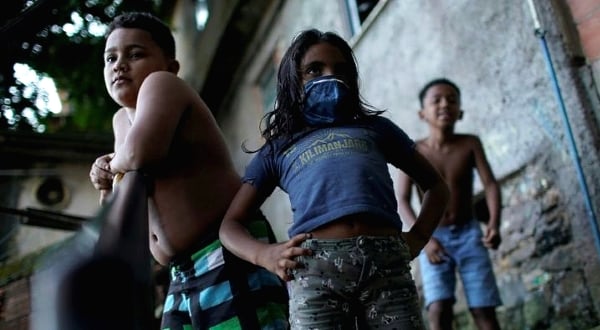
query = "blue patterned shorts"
xmin=288 ymin=235 xmax=425 ymax=330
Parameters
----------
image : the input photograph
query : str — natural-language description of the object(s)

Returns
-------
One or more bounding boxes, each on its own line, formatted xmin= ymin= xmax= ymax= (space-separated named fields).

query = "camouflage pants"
xmin=288 ymin=235 xmax=425 ymax=330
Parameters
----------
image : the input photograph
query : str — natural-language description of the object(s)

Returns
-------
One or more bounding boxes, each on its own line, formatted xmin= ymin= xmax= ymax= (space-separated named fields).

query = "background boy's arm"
xmin=110 ymin=72 xmax=191 ymax=173
xmin=472 ymin=135 xmax=502 ymax=249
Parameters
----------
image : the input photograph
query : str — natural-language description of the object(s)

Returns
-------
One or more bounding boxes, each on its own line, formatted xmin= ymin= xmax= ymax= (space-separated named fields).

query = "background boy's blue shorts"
xmin=418 ymin=219 xmax=502 ymax=309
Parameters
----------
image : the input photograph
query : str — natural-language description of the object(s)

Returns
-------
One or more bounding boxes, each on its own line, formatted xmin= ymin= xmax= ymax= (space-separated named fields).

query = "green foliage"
xmin=0 ymin=0 xmax=175 ymax=133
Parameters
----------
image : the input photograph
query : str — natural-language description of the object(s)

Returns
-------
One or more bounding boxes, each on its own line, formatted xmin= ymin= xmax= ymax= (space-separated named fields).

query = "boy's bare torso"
xmin=416 ymin=134 xmax=477 ymax=227
xmin=118 ymin=96 xmax=241 ymax=266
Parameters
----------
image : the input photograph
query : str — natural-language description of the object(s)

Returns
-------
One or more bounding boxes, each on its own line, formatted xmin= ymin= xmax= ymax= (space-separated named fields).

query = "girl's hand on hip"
xmin=260 ymin=233 xmax=312 ymax=281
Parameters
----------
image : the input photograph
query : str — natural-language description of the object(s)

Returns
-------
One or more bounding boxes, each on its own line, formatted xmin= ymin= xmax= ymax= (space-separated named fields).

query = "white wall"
xmin=14 ymin=163 xmax=101 ymax=259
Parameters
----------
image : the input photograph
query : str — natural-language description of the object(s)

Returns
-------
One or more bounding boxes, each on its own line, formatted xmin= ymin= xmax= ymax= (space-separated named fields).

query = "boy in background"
xmin=396 ymin=78 xmax=502 ymax=330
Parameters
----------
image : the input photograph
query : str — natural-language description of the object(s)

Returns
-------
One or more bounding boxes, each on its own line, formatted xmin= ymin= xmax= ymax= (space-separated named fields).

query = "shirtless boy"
xmin=89 ymin=12 xmax=288 ymax=329
xmin=396 ymin=78 xmax=502 ymax=330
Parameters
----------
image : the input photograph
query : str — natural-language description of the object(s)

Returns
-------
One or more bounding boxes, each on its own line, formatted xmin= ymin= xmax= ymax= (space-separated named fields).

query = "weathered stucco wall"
xmin=12 ymin=164 xmax=101 ymax=259
xmin=216 ymin=1 xmax=600 ymax=328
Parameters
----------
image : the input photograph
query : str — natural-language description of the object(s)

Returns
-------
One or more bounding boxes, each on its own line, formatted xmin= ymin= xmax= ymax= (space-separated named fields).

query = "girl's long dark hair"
xmin=244 ymin=29 xmax=382 ymax=153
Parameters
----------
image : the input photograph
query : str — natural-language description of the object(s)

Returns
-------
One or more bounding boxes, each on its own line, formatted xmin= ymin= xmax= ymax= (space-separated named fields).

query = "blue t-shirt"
xmin=243 ymin=116 xmax=416 ymax=237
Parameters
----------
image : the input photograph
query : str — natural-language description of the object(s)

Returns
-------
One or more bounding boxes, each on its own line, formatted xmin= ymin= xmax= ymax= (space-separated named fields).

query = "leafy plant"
xmin=0 ymin=0 xmax=175 ymax=133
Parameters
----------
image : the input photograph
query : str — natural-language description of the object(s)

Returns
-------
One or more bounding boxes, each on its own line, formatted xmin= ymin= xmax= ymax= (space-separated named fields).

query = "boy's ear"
xmin=168 ymin=59 xmax=180 ymax=74
xmin=458 ymin=110 xmax=464 ymax=120
xmin=418 ymin=109 xmax=425 ymax=120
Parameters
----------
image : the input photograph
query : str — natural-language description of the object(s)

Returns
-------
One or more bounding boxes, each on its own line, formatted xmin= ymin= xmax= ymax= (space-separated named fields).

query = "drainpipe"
xmin=527 ymin=0 xmax=600 ymax=260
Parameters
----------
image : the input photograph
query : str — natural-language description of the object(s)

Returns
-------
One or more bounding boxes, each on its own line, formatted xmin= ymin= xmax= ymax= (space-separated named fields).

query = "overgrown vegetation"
xmin=0 ymin=0 xmax=175 ymax=133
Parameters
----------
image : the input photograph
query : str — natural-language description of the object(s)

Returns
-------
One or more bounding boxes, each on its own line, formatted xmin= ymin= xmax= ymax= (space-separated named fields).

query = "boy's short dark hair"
xmin=418 ymin=78 xmax=461 ymax=107
xmin=106 ymin=12 xmax=175 ymax=59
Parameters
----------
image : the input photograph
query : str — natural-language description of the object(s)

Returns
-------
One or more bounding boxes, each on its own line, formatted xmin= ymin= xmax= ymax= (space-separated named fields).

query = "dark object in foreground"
xmin=32 ymin=171 xmax=154 ymax=330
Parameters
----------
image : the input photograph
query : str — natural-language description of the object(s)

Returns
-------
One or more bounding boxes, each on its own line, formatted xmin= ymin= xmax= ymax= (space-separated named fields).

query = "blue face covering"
xmin=303 ymin=76 xmax=353 ymax=126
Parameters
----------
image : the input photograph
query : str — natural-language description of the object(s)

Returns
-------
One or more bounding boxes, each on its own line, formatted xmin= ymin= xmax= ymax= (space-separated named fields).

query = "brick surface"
xmin=0 ymin=317 xmax=29 ymax=330
xmin=1 ymin=278 xmax=30 ymax=323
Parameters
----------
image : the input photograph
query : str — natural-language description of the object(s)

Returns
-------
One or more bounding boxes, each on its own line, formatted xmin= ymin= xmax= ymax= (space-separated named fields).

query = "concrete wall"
xmin=213 ymin=0 xmax=600 ymax=328
xmin=171 ymin=0 xmax=240 ymax=91
xmin=10 ymin=163 xmax=102 ymax=260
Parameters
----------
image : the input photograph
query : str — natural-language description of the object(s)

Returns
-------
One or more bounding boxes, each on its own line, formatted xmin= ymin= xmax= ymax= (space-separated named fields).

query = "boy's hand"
xmin=424 ymin=237 xmax=448 ymax=264
xmin=482 ymin=225 xmax=501 ymax=249
xmin=90 ymin=153 xmax=115 ymax=204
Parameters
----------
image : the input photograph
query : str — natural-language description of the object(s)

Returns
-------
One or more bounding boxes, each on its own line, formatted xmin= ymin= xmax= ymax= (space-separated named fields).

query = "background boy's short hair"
xmin=418 ymin=78 xmax=461 ymax=107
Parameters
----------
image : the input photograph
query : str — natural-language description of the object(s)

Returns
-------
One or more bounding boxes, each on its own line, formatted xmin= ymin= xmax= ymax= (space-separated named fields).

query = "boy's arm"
xmin=112 ymin=108 xmax=129 ymax=152
xmin=472 ymin=136 xmax=502 ymax=249
xmin=89 ymin=108 xmax=129 ymax=204
xmin=110 ymin=72 xmax=192 ymax=173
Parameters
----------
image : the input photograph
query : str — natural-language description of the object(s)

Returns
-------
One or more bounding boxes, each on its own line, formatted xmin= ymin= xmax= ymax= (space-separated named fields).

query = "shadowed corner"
xmin=29 ymin=171 xmax=154 ymax=330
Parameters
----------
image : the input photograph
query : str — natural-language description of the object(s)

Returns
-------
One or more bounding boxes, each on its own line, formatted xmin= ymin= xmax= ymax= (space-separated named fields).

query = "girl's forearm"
xmin=219 ymin=219 xmax=267 ymax=266
xmin=411 ymin=180 xmax=449 ymax=245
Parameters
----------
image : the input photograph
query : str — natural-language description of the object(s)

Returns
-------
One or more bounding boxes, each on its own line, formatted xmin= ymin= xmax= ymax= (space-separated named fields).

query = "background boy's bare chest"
xmin=417 ymin=143 xmax=474 ymax=183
